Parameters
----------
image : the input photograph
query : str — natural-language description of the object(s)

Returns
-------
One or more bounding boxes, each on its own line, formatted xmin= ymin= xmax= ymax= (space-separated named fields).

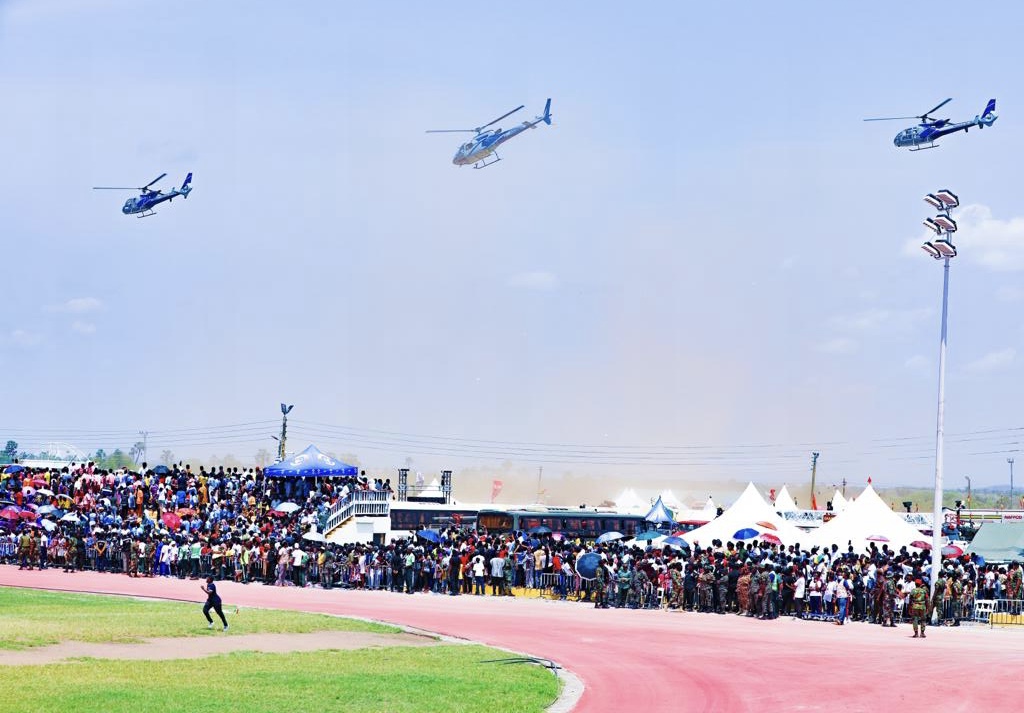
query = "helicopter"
xmin=864 ymin=98 xmax=997 ymax=151
xmin=93 ymin=172 xmax=193 ymax=217
xmin=427 ymin=98 xmax=552 ymax=168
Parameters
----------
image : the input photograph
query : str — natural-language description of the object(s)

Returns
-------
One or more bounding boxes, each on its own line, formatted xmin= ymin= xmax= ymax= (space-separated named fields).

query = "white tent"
xmin=831 ymin=490 xmax=848 ymax=513
xmin=681 ymin=482 xmax=807 ymax=548
xmin=702 ymin=496 xmax=716 ymax=513
xmin=614 ymin=488 xmax=648 ymax=515
xmin=807 ymin=484 xmax=926 ymax=553
xmin=773 ymin=485 xmax=798 ymax=513
xmin=659 ymin=489 xmax=686 ymax=514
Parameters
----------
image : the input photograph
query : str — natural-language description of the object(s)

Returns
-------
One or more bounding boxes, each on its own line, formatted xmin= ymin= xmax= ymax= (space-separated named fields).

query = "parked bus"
xmin=476 ymin=506 xmax=647 ymax=540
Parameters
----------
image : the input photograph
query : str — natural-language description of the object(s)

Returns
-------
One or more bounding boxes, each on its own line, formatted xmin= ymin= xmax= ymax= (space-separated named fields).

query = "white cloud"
xmin=997 ymin=285 xmax=1024 ymax=302
xmin=815 ymin=337 xmax=857 ymax=354
xmin=828 ymin=307 xmax=931 ymax=332
xmin=10 ymin=329 xmax=41 ymax=347
xmin=965 ymin=348 xmax=1016 ymax=373
xmin=905 ymin=204 xmax=1024 ymax=271
xmin=45 ymin=297 xmax=103 ymax=313
xmin=71 ymin=321 xmax=96 ymax=335
xmin=904 ymin=354 xmax=929 ymax=370
xmin=507 ymin=271 xmax=559 ymax=291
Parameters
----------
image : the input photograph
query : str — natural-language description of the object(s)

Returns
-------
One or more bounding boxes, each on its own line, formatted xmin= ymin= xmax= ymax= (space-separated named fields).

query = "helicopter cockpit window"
xmin=462 ymin=143 xmax=472 ymax=151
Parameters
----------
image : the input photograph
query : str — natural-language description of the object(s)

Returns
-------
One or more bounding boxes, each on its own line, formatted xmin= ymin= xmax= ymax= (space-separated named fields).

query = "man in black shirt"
xmin=201 ymin=576 xmax=229 ymax=631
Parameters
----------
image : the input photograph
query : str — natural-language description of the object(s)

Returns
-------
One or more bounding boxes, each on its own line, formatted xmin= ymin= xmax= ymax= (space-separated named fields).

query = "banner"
xmin=491 ymin=479 xmax=503 ymax=502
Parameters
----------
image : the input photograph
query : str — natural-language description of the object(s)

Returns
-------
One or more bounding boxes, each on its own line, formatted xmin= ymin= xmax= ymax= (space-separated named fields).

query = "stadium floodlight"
xmin=935 ymin=189 xmax=959 ymax=209
xmin=933 ymin=215 xmax=958 ymax=232
xmin=923 ymin=217 xmax=943 ymax=235
xmin=933 ymin=239 xmax=957 ymax=258
xmin=281 ymin=403 xmax=294 ymax=415
xmin=921 ymin=242 xmax=942 ymax=259
xmin=924 ymin=194 xmax=944 ymax=211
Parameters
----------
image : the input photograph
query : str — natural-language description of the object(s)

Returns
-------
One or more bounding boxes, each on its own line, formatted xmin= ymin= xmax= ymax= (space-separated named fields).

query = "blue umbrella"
xmin=733 ymin=528 xmax=759 ymax=540
xmin=662 ymin=536 xmax=690 ymax=550
xmin=416 ymin=529 xmax=441 ymax=543
xmin=528 ymin=525 xmax=552 ymax=535
xmin=596 ymin=531 xmax=624 ymax=544
xmin=575 ymin=552 xmax=602 ymax=579
xmin=4 ymin=465 xmax=24 ymax=474
xmin=151 ymin=465 xmax=171 ymax=475
xmin=634 ymin=531 xmax=663 ymax=541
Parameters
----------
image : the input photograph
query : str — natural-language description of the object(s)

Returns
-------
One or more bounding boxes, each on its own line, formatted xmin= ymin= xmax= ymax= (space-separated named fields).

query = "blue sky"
xmin=1 ymin=1 xmax=1022 ymax=496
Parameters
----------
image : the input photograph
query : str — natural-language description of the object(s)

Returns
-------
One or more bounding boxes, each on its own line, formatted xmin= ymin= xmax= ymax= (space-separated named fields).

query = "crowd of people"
xmin=2 ymin=462 xmax=1022 ymax=635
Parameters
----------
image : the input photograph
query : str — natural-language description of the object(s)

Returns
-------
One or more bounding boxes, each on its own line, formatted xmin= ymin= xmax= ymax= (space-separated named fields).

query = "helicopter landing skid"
xmin=135 ymin=210 xmax=157 ymax=218
xmin=910 ymin=143 xmax=939 ymax=151
xmin=473 ymin=153 xmax=501 ymax=169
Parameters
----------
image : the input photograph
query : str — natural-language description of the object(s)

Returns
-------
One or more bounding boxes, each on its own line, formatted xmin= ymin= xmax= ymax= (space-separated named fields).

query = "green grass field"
xmin=0 ymin=646 xmax=559 ymax=713
xmin=0 ymin=588 xmax=561 ymax=713
xmin=0 ymin=586 xmax=397 ymax=649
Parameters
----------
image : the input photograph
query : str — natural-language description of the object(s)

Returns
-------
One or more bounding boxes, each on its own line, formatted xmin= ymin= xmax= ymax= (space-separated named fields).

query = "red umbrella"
xmin=18 ymin=510 xmax=38 ymax=521
xmin=911 ymin=540 xmax=931 ymax=550
xmin=176 ymin=508 xmax=197 ymax=517
xmin=269 ymin=509 xmax=288 ymax=518
xmin=941 ymin=545 xmax=963 ymax=558
xmin=161 ymin=512 xmax=182 ymax=530
xmin=0 ymin=507 xmax=21 ymax=520
xmin=759 ymin=533 xmax=782 ymax=545
xmin=756 ymin=521 xmax=778 ymax=531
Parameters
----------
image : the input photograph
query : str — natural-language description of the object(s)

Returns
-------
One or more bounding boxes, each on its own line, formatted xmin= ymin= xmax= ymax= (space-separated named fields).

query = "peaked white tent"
xmin=702 ymin=496 xmax=716 ymax=513
xmin=659 ymin=490 xmax=686 ymax=514
xmin=682 ymin=483 xmax=807 ymax=548
xmin=614 ymin=488 xmax=648 ymax=515
xmin=831 ymin=490 xmax=848 ymax=513
xmin=773 ymin=485 xmax=798 ymax=513
xmin=644 ymin=496 xmax=675 ymax=524
xmin=807 ymin=484 xmax=925 ymax=553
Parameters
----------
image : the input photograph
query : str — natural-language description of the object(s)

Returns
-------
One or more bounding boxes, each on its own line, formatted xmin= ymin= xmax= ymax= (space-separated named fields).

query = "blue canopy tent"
xmin=644 ymin=496 xmax=675 ymax=525
xmin=264 ymin=445 xmax=358 ymax=477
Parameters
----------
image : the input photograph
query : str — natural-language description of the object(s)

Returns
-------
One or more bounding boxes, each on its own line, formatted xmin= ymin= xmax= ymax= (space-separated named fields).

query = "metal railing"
xmin=325 ymin=490 xmax=391 ymax=533
xmin=972 ymin=599 xmax=1024 ymax=625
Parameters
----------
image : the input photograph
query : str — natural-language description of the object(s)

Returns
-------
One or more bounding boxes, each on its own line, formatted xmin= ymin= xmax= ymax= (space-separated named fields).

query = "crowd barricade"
xmin=0 ymin=542 xmax=16 ymax=561
xmin=973 ymin=599 xmax=1024 ymax=625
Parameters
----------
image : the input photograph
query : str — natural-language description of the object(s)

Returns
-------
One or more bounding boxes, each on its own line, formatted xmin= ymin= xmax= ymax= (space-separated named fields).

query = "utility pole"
xmin=138 ymin=430 xmax=148 ymax=466
xmin=1009 ymin=458 xmax=1015 ymax=507
xmin=964 ymin=475 xmax=971 ymax=508
xmin=536 ymin=466 xmax=543 ymax=503
xmin=841 ymin=477 xmax=847 ymax=498
xmin=809 ymin=452 xmax=820 ymax=510
xmin=278 ymin=403 xmax=294 ymax=462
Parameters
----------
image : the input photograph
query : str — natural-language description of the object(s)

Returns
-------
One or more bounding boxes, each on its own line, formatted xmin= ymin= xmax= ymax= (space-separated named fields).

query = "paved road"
xmin=2 ymin=569 xmax=1020 ymax=712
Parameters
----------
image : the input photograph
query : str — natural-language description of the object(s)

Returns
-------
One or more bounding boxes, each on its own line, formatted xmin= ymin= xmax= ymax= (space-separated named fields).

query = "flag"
xmin=811 ymin=492 xmax=818 ymax=511
xmin=491 ymin=480 xmax=503 ymax=502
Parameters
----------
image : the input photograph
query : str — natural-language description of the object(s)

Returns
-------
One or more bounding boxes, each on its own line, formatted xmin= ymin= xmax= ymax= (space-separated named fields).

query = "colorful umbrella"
xmin=3 ymin=465 xmax=24 ymax=474
xmin=662 ymin=536 xmax=690 ymax=550
xmin=756 ymin=521 xmax=777 ymax=531
xmin=36 ymin=488 xmax=54 ymax=498
xmin=18 ymin=510 xmax=37 ymax=521
xmin=275 ymin=502 xmax=301 ymax=514
xmin=36 ymin=505 xmax=55 ymax=515
xmin=60 ymin=513 xmax=80 ymax=523
xmin=941 ymin=545 xmax=963 ymax=558
xmin=416 ymin=529 xmax=440 ymax=543
xmin=733 ymin=528 xmax=759 ymax=540
xmin=575 ymin=552 xmax=601 ymax=579
xmin=634 ymin=531 xmax=664 ymax=541
xmin=161 ymin=512 xmax=182 ymax=530
xmin=866 ymin=535 xmax=889 ymax=542
xmin=527 ymin=525 xmax=552 ymax=535
xmin=303 ymin=531 xmax=327 ymax=543
xmin=596 ymin=531 xmax=624 ymax=544
xmin=0 ymin=506 xmax=21 ymax=520
xmin=759 ymin=533 xmax=782 ymax=545
xmin=911 ymin=540 xmax=931 ymax=550
xmin=176 ymin=508 xmax=197 ymax=517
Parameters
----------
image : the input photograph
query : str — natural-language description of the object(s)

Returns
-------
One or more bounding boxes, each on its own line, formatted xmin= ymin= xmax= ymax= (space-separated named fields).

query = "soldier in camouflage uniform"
xmin=630 ymin=566 xmax=650 ymax=609
xmin=736 ymin=566 xmax=752 ymax=615
xmin=669 ymin=565 xmax=684 ymax=610
xmin=697 ymin=567 xmax=714 ymax=612
xmin=748 ymin=567 xmax=763 ymax=617
xmin=931 ymin=572 xmax=946 ymax=626
xmin=716 ymin=566 xmax=730 ymax=614
xmin=908 ymin=578 xmax=929 ymax=638
xmin=615 ymin=564 xmax=633 ymax=608
xmin=881 ymin=571 xmax=897 ymax=627
xmin=593 ymin=561 xmax=607 ymax=609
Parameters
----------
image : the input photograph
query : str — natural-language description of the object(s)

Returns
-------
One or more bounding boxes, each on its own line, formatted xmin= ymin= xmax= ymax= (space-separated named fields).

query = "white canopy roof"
xmin=806 ymin=484 xmax=925 ymax=553
xmin=773 ymin=485 xmax=798 ymax=513
xmin=614 ymin=488 xmax=648 ymax=515
xmin=659 ymin=489 xmax=685 ymax=514
xmin=702 ymin=496 xmax=716 ymax=513
xmin=682 ymin=482 xmax=807 ymax=548
xmin=831 ymin=489 xmax=848 ymax=513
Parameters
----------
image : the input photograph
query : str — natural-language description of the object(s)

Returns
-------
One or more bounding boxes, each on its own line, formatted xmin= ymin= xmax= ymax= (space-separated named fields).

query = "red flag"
xmin=491 ymin=479 xmax=503 ymax=502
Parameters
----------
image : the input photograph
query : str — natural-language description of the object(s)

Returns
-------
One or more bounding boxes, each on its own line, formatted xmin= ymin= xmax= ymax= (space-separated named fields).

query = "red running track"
xmin=2 ymin=568 xmax=1021 ymax=713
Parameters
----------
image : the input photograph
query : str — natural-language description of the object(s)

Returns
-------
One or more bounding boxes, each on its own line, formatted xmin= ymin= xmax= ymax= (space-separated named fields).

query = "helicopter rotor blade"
xmin=475 ymin=105 xmax=525 ymax=132
xmin=425 ymin=129 xmax=477 ymax=133
xmin=863 ymin=116 xmax=919 ymax=122
xmin=144 ymin=173 xmax=167 ymax=189
xmin=92 ymin=186 xmax=138 ymax=190
xmin=920 ymin=97 xmax=953 ymax=119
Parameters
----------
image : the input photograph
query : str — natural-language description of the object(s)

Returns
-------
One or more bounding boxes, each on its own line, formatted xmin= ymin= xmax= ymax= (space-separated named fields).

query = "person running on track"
xmin=201 ymin=576 xmax=229 ymax=631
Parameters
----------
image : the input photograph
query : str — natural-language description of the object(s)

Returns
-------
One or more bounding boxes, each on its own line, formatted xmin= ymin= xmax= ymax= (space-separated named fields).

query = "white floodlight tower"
xmin=920 ymin=189 xmax=959 ymax=598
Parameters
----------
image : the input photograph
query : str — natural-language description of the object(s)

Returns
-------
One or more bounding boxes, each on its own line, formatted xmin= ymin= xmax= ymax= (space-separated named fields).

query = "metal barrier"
xmin=973 ymin=599 xmax=1024 ymax=625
